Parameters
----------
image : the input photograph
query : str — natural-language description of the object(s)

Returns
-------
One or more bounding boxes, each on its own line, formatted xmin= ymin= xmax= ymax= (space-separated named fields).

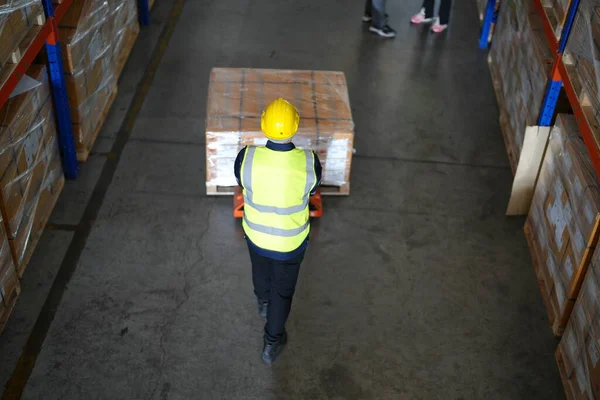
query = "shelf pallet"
xmin=0 ymin=0 xmax=152 ymax=179
xmin=0 ymin=0 xmax=79 ymax=179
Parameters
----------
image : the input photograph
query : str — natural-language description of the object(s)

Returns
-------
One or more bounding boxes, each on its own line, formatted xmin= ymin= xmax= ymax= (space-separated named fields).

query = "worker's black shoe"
xmin=261 ymin=333 xmax=287 ymax=365
xmin=369 ymin=25 xmax=396 ymax=38
xmin=257 ymin=300 xmax=268 ymax=319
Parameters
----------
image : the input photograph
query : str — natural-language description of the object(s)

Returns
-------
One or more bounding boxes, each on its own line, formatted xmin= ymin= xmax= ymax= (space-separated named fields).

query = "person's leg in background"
xmin=364 ymin=0 xmax=372 ymax=21
xmin=248 ymin=243 xmax=271 ymax=318
xmin=431 ymin=0 xmax=451 ymax=32
xmin=411 ymin=0 xmax=434 ymax=24
xmin=438 ymin=0 xmax=452 ymax=25
xmin=365 ymin=0 xmax=396 ymax=38
xmin=261 ymin=251 xmax=304 ymax=364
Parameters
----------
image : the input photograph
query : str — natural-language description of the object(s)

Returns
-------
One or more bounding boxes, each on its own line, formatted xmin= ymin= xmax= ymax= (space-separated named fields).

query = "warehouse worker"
xmin=234 ymin=98 xmax=321 ymax=364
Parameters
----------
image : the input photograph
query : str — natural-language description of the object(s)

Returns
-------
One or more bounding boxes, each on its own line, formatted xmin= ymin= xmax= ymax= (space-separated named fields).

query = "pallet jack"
xmin=233 ymin=187 xmax=323 ymax=218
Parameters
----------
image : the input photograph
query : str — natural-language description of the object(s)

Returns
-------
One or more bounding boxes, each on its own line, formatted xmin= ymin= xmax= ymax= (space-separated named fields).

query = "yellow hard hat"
xmin=261 ymin=98 xmax=300 ymax=141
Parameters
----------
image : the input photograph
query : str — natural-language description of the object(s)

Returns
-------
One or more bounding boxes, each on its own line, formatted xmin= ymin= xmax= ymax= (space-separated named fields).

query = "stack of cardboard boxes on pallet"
xmin=0 ymin=1 xmax=45 ymax=88
xmin=59 ymin=0 xmax=139 ymax=161
xmin=488 ymin=0 xmax=554 ymax=172
xmin=563 ymin=0 xmax=600 ymax=139
xmin=526 ymin=115 xmax=600 ymax=335
xmin=205 ymin=68 xmax=355 ymax=196
xmin=557 ymin=248 xmax=600 ymax=399
xmin=0 ymin=64 xmax=65 ymax=333
xmin=0 ymin=0 xmax=142 ymax=334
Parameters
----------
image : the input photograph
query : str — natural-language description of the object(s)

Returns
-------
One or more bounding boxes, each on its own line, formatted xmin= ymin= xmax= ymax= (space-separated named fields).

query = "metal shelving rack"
xmin=0 ymin=0 xmax=153 ymax=180
xmin=532 ymin=0 xmax=600 ymax=180
xmin=480 ymin=0 xmax=600 ymax=179
xmin=479 ymin=0 xmax=498 ymax=49
xmin=0 ymin=0 xmax=79 ymax=178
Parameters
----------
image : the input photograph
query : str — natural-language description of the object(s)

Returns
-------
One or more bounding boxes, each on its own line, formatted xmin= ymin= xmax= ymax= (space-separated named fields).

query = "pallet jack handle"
xmin=234 ymin=187 xmax=323 ymax=218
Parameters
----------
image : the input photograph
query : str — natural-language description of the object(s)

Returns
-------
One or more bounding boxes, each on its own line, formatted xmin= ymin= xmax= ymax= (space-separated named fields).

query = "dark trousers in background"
xmin=248 ymin=244 xmax=305 ymax=344
xmin=364 ymin=0 xmax=387 ymax=28
xmin=423 ymin=0 xmax=452 ymax=25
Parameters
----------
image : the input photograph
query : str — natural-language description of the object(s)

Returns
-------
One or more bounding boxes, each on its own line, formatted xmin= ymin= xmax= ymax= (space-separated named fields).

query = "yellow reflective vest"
xmin=240 ymin=146 xmax=318 ymax=253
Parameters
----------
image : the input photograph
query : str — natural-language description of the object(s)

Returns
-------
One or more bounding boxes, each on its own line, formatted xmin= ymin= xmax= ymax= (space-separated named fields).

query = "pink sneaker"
xmin=431 ymin=18 xmax=448 ymax=33
xmin=410 ymin=8 xmax=433 ymax=24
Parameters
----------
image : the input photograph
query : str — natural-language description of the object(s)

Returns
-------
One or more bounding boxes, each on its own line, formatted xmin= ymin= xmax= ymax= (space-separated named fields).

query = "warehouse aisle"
xmin=0 ymin=0 xmax=564 ymax=399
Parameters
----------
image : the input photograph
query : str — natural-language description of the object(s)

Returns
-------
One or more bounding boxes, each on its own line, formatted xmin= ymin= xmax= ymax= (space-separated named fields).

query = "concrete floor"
xmin=0 ymin=0 xmax=565 ymax=399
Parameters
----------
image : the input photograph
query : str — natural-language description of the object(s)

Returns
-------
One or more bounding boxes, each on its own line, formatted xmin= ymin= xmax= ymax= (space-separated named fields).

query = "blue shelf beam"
xmin=139 ymin=0 xmax=150 ymax=25
xmin=479 ymin=0 xmax=497 ymax=49
xmin=537 ymin=0 xmax=580 ymax=127
xmin=42 ymin=0 xmax=79 ymax=179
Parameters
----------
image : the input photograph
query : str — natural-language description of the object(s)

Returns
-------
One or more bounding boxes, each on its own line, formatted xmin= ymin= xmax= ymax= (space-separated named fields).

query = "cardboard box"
xmin=206 ymin=68 xmax=355 ymax=194
xmin=0 ymin=1 xmax=44 ymax=69
xmin=529 ymin=114 xmax=600 ymax=330
xmin=0 ymin=64 xmax=64 ymax=274
xmin=0 ymin=211 xmax=19 ymax=333
xmin=489 ymin=0 xmax=552 ymax=163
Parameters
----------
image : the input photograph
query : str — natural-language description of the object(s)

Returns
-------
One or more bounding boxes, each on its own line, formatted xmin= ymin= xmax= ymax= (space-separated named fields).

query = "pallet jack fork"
xmin=233 ymin=187 xmax=323 ymax=218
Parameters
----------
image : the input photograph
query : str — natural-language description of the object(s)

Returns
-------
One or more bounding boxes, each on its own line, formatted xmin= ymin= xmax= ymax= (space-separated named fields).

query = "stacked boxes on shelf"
xmin=0 ymin=212 xmax=19 ymax=335
xmin=557 ymin=246 xmax=600 ymax=399
xmin=563 ymin=0 xmax=600 ymax=143
xmin=0 ymin=64 xmax=65 ymax=277
xmin=489 ymin=0 xmax=553 ymax=172
xmin=0 ymin=0 xmax=45 ymax=85
xmin=526 ymin=115 xmax=600 ymax=332
xmin=205 ymin=68 xmax=355 ymax=195
xmin=108 ymin=0 xmax=140 ymax=79
xmin=59 ymin=0 xmax=138 ymax=161
xmin=542 ymin=0 xmax=569 ymax=37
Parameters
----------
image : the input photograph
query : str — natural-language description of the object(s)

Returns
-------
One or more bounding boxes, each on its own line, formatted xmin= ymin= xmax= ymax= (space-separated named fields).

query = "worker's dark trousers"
xmin=248 ymin=244 xmax=305 ymax=344
xmin=364 ymin=0 xmax=388 ymax=28
xmin=422 ymin=0 xmax=452 ymax=25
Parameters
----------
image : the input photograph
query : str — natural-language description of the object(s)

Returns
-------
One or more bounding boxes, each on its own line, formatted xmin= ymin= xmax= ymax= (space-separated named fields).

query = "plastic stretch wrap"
xmin=59 ymin=0 xmax=138 ymax=154
xmin=0 ymin=210 xmax=18 ymax=330
xmin=530 ymin=115 xmax=600 ymax=328
xmin=0 ymin=65 xmax=64 ymax=272
xmin=541 ymin=0 xmax=569 ymax=37
xmin=489 ymin=0 xmax=552 ymax=165
xmin=564 ymin=0 xmax=600 ymax=133
xmin=560 ymin=245 xmax=600 ymax=399
xmin=205 ymin=68 xmax=355 ymax=191
xmin=0 ymin=0 xmax=44 ymax=71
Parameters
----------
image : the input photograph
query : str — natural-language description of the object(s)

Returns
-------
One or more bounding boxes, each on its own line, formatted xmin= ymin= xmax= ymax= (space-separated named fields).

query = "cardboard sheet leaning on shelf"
xmin=206 ymin=68 xmax=355 ymax=196
xmin=0 ymin=64 xmax=64 ymax=275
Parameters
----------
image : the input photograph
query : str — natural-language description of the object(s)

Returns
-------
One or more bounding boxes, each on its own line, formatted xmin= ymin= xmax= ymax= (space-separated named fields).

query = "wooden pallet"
xmin=12 ymin=175 xmax=65 ymax=278
xmin=76 ymin=85 xmax=118 ymax=162
xmin=207 ymin=183 xmax=350 ymax=196
xmin=488 ymin=53 xmax=518 ymax=175
xmin=0 ymin=14 xmax=45 ymax=92
xmin=556 ymin=344 xmax=580 ymax=400
xmin=114 ymin=21 xmax=140 ymax=81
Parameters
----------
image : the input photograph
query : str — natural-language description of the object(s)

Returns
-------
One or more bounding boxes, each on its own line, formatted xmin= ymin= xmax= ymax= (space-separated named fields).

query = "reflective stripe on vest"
xmin=240 ymin=146 xmax=316 ymax=252
xmin=242 ymin=146 xmax=316 ymax=215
